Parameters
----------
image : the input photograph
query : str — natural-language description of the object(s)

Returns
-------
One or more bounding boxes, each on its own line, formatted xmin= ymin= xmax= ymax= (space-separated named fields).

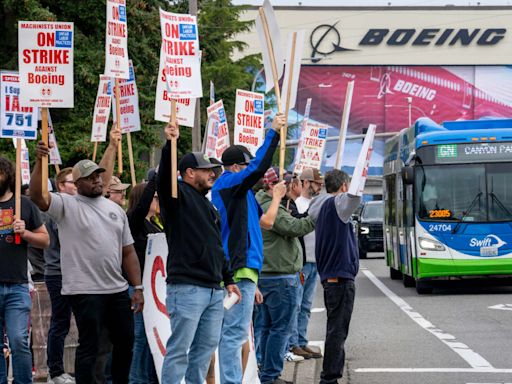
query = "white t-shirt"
xmin=47 ymin=193 xmax=133 ymax=295
xmin=295 ymin=195 xmax=317 ymax=263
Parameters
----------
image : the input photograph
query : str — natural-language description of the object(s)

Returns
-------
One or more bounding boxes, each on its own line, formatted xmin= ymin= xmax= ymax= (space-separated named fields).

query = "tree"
xmin=0 ymin=0 xmax=260 ymax=181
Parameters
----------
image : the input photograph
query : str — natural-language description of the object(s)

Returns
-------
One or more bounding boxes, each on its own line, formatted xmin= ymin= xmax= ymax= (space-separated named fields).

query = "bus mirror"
xmin=402 ymin=166 xmax=414 ymax=185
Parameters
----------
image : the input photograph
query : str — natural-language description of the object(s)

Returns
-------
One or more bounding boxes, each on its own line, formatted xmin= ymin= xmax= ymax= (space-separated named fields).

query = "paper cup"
xmin=223 ymin=292 xmax=239 ymax=310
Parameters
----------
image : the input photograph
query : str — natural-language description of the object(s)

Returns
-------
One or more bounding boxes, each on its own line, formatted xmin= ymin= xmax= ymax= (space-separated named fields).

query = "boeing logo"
xmin=469 ymin=234 xmax=507 ymax=248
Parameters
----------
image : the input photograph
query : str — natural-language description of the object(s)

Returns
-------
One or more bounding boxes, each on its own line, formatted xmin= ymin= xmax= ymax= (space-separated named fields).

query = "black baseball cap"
xmin=178 ymin=152 xmax=221 ymax=174
xmin=221 ymin=145 xmax=254 ymax=166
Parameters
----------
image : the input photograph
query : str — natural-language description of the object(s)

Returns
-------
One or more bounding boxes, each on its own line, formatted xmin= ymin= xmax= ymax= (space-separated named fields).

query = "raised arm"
xmin=334 ymin=193 xmax=362 ymax=223
xmin=157 ymin=122 xmax=180 ymax=213
xmin=30 ymin=141 xmax=52 ymax=211
xmin=271 ymin=207 xmax=315 ymax=238
xmin=260 ymin=181 xmax=286 ymax=230
xmin=98 ymin=125 xmax=121 ymax=195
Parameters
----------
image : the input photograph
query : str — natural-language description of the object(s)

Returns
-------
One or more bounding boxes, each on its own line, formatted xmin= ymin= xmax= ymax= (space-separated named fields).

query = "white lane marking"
xmin=488 ymin=304 xmax=512 ymax=311
xmin=355 ymin=368 xmax=512 ymax=373
xmin=311 ymin=307 xmax=325 ymax=313
xmin=361 ymin=269 xmax=494 ymax=369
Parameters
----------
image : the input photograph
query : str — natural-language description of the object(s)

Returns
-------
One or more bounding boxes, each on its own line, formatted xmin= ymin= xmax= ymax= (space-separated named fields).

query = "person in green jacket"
xmin=254 ymin=167 xmax=315 ymax=384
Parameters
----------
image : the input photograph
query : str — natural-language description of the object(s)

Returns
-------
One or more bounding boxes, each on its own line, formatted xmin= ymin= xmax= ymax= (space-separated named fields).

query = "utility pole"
xmin=190 ymin=0 xmax=202 ymax=151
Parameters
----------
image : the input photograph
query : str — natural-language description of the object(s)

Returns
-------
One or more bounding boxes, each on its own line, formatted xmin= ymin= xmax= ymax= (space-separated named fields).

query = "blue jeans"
xmin=161 ymin=284 xmax=224 ymax=384
xmin=289 ymin=263 xmax=319 ymax=347
xmin=45 ymin=274 xmax=72 ymax=379
xmin=219 ymin=279 xmax=256 ymax=384
xmin=254 ymin=276 xmax=299 ymax=384
xmin=0 ymin=283 xmax=32 ymax=384
xmin=129 ymin=288 xmax=157 ymax=384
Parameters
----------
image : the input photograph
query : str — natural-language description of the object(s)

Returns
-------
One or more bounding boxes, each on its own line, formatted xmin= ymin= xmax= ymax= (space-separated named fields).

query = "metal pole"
xmin=189 ymin=0 xmax=201 ymax=151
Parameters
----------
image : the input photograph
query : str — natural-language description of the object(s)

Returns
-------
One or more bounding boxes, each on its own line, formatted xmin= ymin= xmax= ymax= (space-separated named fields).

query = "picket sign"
xmin=18 ymin=20 xmax=74 ymax=200
xmin=334 ymin=81 xmax=355 ymax=170
xmin=293 ymin=121 xmax=329 ymax=174
xmin=234 ymin=90 xmax=265 ymax=156
xmin=348 ymin=124 xmax=376 ymax=196
xmin=105 ymin=0 xmax=130 ymax=79
xmin=205 ymin=100 xmax=230 ymax=160
xmin=143 ymin=233 xmax=260 ymax=384
xmin=293 ymin=98 xmax=312 ymax=173
xmin=12 ymin=139 xmax=31 ymax=186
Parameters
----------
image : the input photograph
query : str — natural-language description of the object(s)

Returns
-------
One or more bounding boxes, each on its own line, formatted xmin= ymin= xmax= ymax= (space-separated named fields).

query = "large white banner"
xmin=234 ymin=90 xmax=265 ymax=156
xmin=143 ymin=233 xmax=260 ymax=383
xmin=154 ymin=47 xmax=196 ymax=127
xmin=91 ymin=75 xmax=112 ymax=142
xmin=18 ymin=21 xmax=74 ymax=107
xmin=293 ymin=121 xmax=328 ymax=174
xmin=159 ymin=9 xmax=202 ymax=98
xmin=205 ymin=100 xmax=230 ymax=160
xmin=105 ymin=0 xmax=130 ymax=79
xmin=0 ymin=71 xmax=38 ymax=139
xmin=113 ymin=60 xmax=141 ymax=133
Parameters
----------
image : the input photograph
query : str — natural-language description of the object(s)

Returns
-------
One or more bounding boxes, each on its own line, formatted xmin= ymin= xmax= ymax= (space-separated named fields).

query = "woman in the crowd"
xmin=126 ymin=172 xmax=162 ymax=384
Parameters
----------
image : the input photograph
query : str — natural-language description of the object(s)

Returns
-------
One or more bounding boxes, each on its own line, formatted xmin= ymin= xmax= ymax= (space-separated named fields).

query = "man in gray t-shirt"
xmin=30 ymin=142 xmax=144 ymax=384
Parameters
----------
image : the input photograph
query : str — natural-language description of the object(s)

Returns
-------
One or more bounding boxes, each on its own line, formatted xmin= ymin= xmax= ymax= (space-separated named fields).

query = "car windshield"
xmin=362 ymin=202 xmax=384 ymax=221
xmin=416 ymin=162 xmax=512 ymax=222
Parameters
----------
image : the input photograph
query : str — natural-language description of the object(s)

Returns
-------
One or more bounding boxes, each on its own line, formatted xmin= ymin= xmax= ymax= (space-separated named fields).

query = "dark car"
xmin=356 ymin=200 xmax=384 ymax=259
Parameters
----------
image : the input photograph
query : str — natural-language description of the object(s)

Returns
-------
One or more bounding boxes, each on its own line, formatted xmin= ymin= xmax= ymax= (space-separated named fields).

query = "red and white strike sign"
xmin=105 ymin=0 xmax=130 ymax=79
xmin=91 ymin=75 xmax=112 ymax=143
xmin=18 ymin=21 xmax=74 ymax=108
xmin=234 ymin=89 xmax=265 ymax=156
xmin=159 ymin=9 xmax=202 ymax=98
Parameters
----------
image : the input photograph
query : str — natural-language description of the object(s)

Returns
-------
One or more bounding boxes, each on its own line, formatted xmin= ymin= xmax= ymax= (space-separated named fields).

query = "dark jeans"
xmin=68 ymin=291 xmax=134 ymax=384
xmin=45 ymin=274 xmax=72 ymax=378
xmin=320 ymin=279 xmax=355 ymax=384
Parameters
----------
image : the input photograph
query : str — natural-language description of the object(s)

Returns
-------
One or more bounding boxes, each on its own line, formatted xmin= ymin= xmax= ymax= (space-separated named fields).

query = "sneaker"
xmin=284 ymin=351 xmax=305 ymax=362
xmin=301 ymin=345 xmax=323 ymax=359
xmin=49 ymin=373 xmax=75 ymax=384
xmin=290 ymin=345 xmax=313 ymax=359
xmin=273 ymin=378 xmax=293 ymax=384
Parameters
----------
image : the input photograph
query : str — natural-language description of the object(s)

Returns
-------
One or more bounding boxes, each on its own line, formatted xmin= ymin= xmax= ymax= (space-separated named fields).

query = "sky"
xmin=231 ymin=0 xmax=512 ymax=5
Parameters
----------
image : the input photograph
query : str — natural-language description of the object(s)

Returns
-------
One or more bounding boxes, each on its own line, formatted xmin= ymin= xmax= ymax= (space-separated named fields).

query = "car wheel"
xmin=389 ymin=267 xmax=402 ymax=280
xmin=416 ymin=281 xmax=433 ymax=294
xmin=402 ymin=273 xmax=415 ymax=287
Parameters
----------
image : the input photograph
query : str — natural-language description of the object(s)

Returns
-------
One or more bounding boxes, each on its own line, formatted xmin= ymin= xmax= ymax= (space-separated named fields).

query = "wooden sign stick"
xmin=54 ymin=164 xmax=61 ymax=174
xmin=334 ymin=80 xmax=355 ymax=170
xmin=280 ymin=32 xmax=297 ymax=180
xmin=170 ymin=100 xmax=178 ymax=198
xmin=115 ymin=78 xmax=123 ymax=175
xmin=15 ymin=138 xmax=22 ymax=245
xmin=126 ymin=132 xmax=137 ymax=187
xmin=92 ymin=141 xmax=98 ymax=162
xmin=41 ymin=108 xmax=49 ymax=201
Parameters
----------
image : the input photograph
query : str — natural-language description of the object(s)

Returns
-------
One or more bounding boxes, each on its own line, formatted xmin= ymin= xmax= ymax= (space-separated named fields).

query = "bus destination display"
xmin=436 ymin=142 xmax=512 ymax=163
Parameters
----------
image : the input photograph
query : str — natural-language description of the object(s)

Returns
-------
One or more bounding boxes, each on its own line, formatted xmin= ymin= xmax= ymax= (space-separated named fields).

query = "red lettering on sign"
xmin=151 ymin=256 xmax=169 ymax=319
xmin=37 ymin=32 xmax=55 ymax=47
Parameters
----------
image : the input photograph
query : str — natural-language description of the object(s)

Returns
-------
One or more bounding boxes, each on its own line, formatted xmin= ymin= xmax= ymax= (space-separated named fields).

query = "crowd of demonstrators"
xmin=126 ymin=175 xmax=161 ymax=384
xmin=309 ymin=170 xmax=361 ymax=384
xmin=157 ymin=122 xmax=241 ymax=384
xmin=210 ymin=113 xmax=285 ymax=384
xmin=30 ymin=125 xmax=144 ymax=384
xmin=287 ymin=168 xmax=324 ymax=361
xmin=43 ymin=167 xmax=78 ymax=384
xmin=0 ymin=157 xmax=50 ymax=384
xmin=254 ymin=167 xmax=315 ymax=384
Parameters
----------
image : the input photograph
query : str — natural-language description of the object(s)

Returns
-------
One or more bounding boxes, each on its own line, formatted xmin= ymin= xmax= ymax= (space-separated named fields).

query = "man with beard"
xmin=0 ymin=157 xmax=49 ymax=384
xmin=30 ymin=137 xmax=144 ymax=384
xmin=158 ymin=122 xmax=241 ymax=384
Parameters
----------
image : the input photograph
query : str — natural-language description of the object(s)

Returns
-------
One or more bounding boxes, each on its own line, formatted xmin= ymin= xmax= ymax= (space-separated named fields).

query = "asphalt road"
xmin=304 ymin=253 xmax=512 ymax=384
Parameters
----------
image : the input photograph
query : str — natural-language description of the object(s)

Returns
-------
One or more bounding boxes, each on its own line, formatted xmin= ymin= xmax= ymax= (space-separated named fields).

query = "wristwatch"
xmin=134 ymin=285 xmax=144 ymax=292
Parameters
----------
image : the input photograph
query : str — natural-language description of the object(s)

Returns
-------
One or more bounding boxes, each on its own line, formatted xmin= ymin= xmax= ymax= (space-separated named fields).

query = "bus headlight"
xmin=360 ymin=226 xmax=370 ymax=235
xmin=419 ymin=237 xmax=446 ymax=251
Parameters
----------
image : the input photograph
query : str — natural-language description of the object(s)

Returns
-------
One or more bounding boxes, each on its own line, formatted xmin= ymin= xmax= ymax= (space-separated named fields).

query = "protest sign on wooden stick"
xmin=348 ymin=124 xmax=376 ymax=197
xmin=115 ymin=78 xmax=123 ymax=175
xmin=170 ymin=100 xmax=178 ymax=198
xmin=334 ymin=80 xmax=355 ymax=170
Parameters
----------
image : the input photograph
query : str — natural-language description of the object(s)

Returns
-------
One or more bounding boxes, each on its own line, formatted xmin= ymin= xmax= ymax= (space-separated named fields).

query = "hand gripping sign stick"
xmin=170 ymin=100 xmax=178 ymax=198
xmin=115 ymin=78 xmax=123 ymax=176
xmin=334 ymin=80 xmax=355 ymax=170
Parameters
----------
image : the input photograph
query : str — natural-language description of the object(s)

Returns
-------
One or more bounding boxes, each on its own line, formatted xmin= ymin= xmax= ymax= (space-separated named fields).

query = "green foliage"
xmin=0 ymin=0 xmax=260 ymax=181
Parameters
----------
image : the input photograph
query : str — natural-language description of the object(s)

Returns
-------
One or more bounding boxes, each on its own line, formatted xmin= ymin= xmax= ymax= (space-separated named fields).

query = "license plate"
xmin=480 ymin=246 xmax=498 ymax=257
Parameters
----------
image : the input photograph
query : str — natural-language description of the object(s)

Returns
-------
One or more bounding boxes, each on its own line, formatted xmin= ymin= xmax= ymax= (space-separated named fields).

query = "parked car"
xmin=356 ymin=200 xmax=384 ymax=259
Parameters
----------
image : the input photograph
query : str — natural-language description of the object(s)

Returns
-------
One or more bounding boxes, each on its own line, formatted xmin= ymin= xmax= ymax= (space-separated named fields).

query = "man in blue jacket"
xmin=212 ymin=113 xmax=285 ymax=384
xmin=308 ymin=169 xmax=361 ymax=384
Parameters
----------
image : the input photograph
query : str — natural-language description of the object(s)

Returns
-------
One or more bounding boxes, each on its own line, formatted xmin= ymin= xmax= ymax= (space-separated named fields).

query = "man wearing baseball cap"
xmin=211 ymin=113 xmax=286 ymax=384
xmin=30 ymin=127 xmax=144 ymax=384
xmin=107 ymin=176 xmax=131 ymax=207
xmin=158 ymin=122 xmax=241 ymax=384
xmin=255 ymin=167 xmax=315 ymax=384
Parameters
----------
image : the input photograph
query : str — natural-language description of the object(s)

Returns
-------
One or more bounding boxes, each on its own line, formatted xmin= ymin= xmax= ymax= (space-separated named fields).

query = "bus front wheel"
xmin=389 ymin=267 xmax=402 ymax=280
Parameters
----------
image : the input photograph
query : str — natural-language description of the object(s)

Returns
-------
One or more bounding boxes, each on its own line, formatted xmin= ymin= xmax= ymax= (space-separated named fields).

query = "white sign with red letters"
xmin=18 ymin=21 xmax=74 ymax=107
xmin=234 ymin=90 xmax=265 ymax=156
xmin=105 ymin=0 xmax=130 ymax=79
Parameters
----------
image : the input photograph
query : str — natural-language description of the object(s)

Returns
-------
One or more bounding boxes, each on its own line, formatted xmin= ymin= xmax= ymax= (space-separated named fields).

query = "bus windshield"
xmin=416 ymin=162 xmax=512 ymax=222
